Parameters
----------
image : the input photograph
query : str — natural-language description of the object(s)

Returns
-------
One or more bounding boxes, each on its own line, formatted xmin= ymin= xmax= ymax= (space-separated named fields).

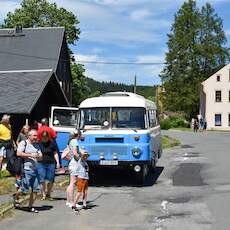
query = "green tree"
xmin=71 ymin=64 xmax=90 ymax=106
xmin=198 ymin=3 xmax=229 ymax=78
xmin=161 ymin=0 xmax=229 ymax=118
xmin=2 ymin=0 xmax=80 ymax=44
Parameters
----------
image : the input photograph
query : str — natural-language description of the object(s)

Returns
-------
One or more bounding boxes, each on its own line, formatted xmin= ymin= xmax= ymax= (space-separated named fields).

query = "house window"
xmin=228 ymin=114 xmax=230 ymax=126
xmin=216 ymin=75 xmax=220 ymax=81
xmin=215 ymin=114 xmax=222 ymax=126
xmin=215 ymin=91 xmax=221 ymax=102
xmin=229 ymin=91 xmax=230 ymax=102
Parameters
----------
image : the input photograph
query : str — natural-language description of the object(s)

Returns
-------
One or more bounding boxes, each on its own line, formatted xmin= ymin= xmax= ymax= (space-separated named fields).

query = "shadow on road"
xmin=89 ymin=166 xmax=164 ymax=187
xmin=17 ymin=205 xmax=53 ymax=212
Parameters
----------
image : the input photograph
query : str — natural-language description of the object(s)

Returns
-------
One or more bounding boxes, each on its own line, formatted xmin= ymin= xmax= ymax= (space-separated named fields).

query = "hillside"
xmin=86 ymin=77 xmax=157 ymax=101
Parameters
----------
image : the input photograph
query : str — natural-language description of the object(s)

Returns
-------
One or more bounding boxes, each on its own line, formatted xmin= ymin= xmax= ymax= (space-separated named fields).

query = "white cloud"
xmin=225 ymin=29 xmax=230 ymax=37
xmin=74 ymin=53 xmax=102 ymax=62
xmin=130 ymin=9 xmax=152 ymax=21
xmin=0 ymin=1 xmax=20 ymax=22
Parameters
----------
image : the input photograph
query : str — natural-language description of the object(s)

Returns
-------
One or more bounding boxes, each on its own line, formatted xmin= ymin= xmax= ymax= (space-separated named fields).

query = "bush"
xmin=160 ymin=116 xmax=189 ymax=130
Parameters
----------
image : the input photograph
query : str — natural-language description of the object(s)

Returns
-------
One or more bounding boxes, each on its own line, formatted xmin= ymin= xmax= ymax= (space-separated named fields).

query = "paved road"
xmin=1 ymin=130 xmax=230 ymax=230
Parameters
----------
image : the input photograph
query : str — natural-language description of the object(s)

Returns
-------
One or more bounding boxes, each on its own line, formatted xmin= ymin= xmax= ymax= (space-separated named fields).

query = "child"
xmin=72 ymin=150 xmax=90 ymax=211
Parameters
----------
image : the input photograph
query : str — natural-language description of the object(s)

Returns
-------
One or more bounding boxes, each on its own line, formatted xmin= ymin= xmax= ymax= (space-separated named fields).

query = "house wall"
xmin=202 ymin=63 xmax=230 ymax=130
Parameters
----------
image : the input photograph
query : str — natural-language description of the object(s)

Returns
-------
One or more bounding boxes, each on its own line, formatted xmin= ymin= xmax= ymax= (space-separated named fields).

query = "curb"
xmin=0 ymin=177 xmax=69 ymax=218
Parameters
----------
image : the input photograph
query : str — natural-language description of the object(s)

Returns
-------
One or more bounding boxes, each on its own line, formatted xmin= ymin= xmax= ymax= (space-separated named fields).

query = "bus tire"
xmin=137 ymin=164 xmax=148 ymax=184
xmin=150 ymin=159 xmax=156 ymax=173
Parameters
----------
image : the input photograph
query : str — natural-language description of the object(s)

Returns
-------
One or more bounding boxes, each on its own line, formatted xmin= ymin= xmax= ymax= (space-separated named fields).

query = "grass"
xmin=169 ymin=127 xmax=192 ymax=132
xmin=0 ymin=170 xmax=15 ymax=195
xmin=162 ymin=135 xmax=180 ymax=149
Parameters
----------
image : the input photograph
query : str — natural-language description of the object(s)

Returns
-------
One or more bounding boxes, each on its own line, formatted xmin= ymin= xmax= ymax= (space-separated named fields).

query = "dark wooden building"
xmin=0 ymin=27 xmax=72 ymax=137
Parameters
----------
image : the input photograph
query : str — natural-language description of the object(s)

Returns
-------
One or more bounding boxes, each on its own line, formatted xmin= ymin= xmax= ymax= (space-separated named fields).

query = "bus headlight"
xmin=132 ymin=147 xmax=141 ymax=157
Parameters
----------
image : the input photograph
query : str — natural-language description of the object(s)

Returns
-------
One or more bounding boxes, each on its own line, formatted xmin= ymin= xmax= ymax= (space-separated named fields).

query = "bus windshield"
xmin=79 ymin=107 xmax=145 ymax=130
xmin=80 ymin=108 xmax=110 ymax=130
xmin=112 ymin=107 xmax=145 ymax=129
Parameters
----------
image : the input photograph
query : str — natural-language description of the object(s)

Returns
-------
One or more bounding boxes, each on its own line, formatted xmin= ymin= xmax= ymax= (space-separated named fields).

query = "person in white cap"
xmin=0 ymin=114 xmax=14 ymax=171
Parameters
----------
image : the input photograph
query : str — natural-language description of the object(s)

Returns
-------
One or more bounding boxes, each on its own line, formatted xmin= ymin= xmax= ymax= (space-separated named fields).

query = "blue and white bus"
xmin=51 ymin=92 xmax=162 ymax=182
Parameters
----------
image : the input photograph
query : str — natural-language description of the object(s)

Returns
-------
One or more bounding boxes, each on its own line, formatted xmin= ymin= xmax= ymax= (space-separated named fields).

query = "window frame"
xmin=215 ymin=113 xmax=222 ymax=126
xmin=215 ymin=90 xmax=222 ymax=102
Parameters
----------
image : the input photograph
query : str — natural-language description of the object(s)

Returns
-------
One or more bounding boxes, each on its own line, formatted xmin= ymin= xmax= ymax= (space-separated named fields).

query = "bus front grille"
xmin=90 ymin=145 xmax=128 ymax=155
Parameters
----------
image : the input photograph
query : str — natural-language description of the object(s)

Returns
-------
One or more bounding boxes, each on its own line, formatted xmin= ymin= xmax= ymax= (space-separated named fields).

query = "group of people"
xmin=191 ymin=117 xmax=207 ymax=132
xmin=0 ymin=114 xmax=90 ymax=213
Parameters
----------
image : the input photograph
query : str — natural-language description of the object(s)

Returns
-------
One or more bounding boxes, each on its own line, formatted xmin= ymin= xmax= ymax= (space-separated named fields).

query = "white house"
xmin=200 ymin=63 xmax=230 ymax=130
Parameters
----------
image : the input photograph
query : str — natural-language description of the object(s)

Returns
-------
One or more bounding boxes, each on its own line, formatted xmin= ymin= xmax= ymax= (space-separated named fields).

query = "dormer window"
xmin=216 ymin=75 xmax=220 ymax=82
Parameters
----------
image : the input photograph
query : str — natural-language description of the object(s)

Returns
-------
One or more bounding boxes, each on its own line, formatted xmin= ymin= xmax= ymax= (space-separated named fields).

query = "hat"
xmin=72 ymin=129 xmax=81 ymax=136
xmin=41 ymin=118 xmax=48 ymax=125
xmin=1 ymin=114 xmax=10 ymax=122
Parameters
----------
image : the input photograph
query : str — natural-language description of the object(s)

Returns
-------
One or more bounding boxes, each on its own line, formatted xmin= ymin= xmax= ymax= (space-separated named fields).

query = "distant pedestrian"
xmin=37 ymin=131 xmax=60 ymax=200
xmin=66 ymin=130 xmax=81 ymax=208
xmin=203 ymin=120 xmax=207 ymax=130
xmin=0 ymin=114 xmax=14 ymax=171
xmin=72 ymin=150 xmax=90 ymax=211
xmin=193 ymin=119 xmax=198 ymax=132
xmin=14 ymin=129 xmax=42 ymax=213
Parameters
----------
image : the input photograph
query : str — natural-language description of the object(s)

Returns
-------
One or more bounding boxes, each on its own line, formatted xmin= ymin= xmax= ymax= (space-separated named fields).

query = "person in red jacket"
xmin=37 ymin=118 xmax=56 ymax=142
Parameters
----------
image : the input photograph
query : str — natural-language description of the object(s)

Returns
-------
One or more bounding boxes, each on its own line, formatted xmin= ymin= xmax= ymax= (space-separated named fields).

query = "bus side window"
xmin=149 ymin=110 xmax=157 ymax=128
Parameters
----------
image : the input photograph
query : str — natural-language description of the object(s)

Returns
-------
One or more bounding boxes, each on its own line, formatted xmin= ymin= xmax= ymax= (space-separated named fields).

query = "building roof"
xmin=0 ymin=27 xmax=65 ymax=72
xmin=0 ymin=70 xmax=68 ymax=114
xmin=201 ymin=63 xmax=230 ymax=85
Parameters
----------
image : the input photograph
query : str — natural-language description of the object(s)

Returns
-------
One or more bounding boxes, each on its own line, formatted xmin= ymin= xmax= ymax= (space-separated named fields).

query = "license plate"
xmin=99 ymin=160 xmax=118 ymax=165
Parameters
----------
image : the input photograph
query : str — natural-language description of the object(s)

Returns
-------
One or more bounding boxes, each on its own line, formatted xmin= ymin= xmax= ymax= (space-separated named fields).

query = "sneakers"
xmin=72 ymin=204 xmax=83 ymax=211
xmin=66 ymin=202 xmax=72 ymax=208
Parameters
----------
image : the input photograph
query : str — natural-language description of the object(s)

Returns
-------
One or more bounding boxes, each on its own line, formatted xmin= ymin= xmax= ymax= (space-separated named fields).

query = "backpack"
xmin=6 ymin=140 xmax=27 ymax=176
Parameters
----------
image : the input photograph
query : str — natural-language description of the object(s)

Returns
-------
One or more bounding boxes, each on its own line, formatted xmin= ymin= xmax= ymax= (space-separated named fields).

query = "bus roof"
xmin=79 ymin=92 xmax=156 ymax=109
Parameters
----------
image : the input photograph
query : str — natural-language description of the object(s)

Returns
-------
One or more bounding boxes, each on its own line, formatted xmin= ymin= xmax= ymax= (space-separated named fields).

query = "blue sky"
xmin=0 ymin=0 xmax=230 ymax=86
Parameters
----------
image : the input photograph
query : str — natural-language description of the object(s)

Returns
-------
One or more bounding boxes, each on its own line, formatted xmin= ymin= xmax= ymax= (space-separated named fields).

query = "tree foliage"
xmin=161 ymin=0 xmax=229 ymax=118
xmin=71 ymin=64 xmax=90 ymax=106
xmin=86 ymin=77 xmax=157 ymax=101
xmin=2 ymin=0 xmax=80 ymax=44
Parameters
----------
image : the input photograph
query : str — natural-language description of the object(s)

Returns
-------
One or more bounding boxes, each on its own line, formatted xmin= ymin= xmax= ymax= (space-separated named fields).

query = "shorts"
xmin=68 ymin=160 xmax=78 ymax=176
xmin=0 ymin=146 xmax=6 ymax=158
xmin=21 ymin=169 xmax=40 ymax=193
xmin=37 ymin=163 xmax=56 ymax=183
xmin=15 ymin=175 xmax=22 ymax=188
xmin=77 ymin=178 xmax=88 ymax=192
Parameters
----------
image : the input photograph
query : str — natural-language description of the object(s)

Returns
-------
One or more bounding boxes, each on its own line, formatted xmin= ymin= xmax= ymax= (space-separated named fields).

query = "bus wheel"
xmin=150 ymin=159 xmax=156 ymax=173
xmin=136 ymin=164 xmax=148 ymax=184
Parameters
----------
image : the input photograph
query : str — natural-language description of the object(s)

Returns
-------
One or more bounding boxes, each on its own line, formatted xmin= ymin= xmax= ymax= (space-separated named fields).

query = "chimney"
xmin=15 ymin=25 xmax=22 ymax=34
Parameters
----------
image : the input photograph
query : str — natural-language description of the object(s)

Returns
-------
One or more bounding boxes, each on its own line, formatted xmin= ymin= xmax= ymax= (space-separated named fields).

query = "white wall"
xmin=202 ymin=63 xmax=230 ymax=130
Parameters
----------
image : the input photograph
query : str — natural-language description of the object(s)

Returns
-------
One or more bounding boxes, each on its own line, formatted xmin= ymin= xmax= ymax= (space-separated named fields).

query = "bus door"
xmin=148 ymin=109 xmax=161 ymax=161
xmin=50 ymin=106 xmax=79 ymax=166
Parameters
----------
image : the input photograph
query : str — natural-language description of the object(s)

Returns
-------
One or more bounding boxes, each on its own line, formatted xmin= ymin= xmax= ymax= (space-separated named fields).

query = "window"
xmin=216 ymin=75 xmax=220 ymax=81
xmin=229 ymin=91 xmax=230 ymax=102
xmin=215 ymin=91 xmax=221 ymax=102
xmin=148 ymin=110 xmax=157 ymax=128
xmin=112 ymin=107 xmax=145 ymax=129
xmin=215 ymin=114 xmax=222 ymax=126
xmin=229 ymin=114 xmax=230 ymax=126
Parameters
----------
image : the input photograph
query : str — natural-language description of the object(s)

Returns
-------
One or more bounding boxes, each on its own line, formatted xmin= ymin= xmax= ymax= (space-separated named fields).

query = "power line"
xmin=75 ymin=60 xmax=165 ymax=65
xmin=0 ymin=50 xmax=165 ymax=65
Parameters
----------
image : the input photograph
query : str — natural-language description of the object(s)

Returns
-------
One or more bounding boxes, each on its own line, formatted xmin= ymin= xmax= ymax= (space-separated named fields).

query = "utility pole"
xmin=134 ymin=75 xmax=137 ymax=94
